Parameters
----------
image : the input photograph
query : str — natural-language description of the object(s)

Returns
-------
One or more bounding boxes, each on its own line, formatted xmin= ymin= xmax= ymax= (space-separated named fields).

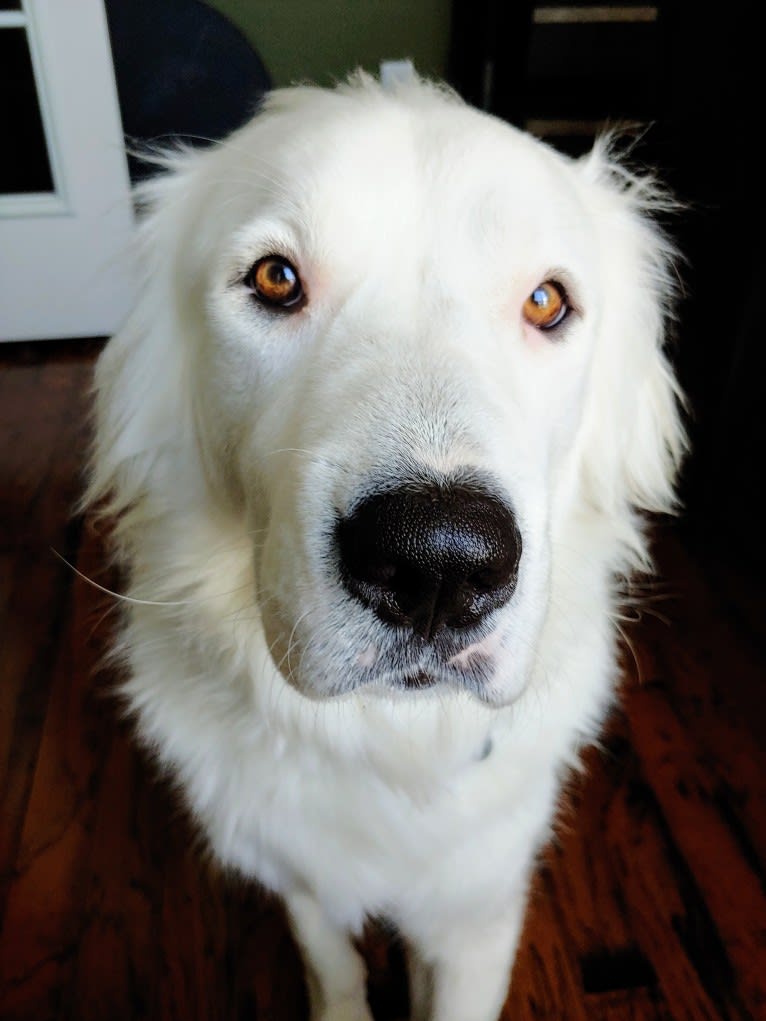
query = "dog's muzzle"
xmin=336 ymin=480 xmax=522 ymax=644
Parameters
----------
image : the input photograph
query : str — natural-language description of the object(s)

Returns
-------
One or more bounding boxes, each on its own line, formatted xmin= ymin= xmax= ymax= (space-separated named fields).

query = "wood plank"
xmin=535 ymin=731 xmax=725 ymax=1021
xmin=68 ymin=730 xmax=162 ymax=1021
xmin=0 ymin=358 xmax=93 ymax=551
xmin=625 ymin=685 xmax=766 ymax=1019
xmin=0 ymin=351 xmax=97 ymax=929
xmin=505 ymin=879 xmax=591 ymax=1021
xmin=0 ymin=545 xmax=79 ymax=926
xmin=602 ymin=772 xmax=730 ymax=1021
xmin=638 ymin=538 xmax=766 ymax=861
xmin=0 ymin=528 xmax=116 ymax=1020
xmin=620 ymin=539 xmax=766 ymax=1018
xmin=586 ymin=987 xmax=674 ymax=1021
xmin=156 ymin=853 xmax=230 ymax=1021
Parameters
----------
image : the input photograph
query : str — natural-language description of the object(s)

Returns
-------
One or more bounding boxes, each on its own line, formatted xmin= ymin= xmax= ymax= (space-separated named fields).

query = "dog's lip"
xmin=349 ymin=627 xmax=503 ymax=686
xmin=363 ymin=649 xmax=497 ymax=693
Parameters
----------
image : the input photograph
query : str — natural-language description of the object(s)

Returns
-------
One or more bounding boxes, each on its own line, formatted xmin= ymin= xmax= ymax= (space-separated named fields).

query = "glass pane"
xmin=0 ymin=27 xmax=55 ymax=194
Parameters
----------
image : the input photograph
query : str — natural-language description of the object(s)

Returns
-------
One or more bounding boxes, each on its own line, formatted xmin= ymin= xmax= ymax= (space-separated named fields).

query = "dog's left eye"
xmin=523 ymin=281 xmax=569 ymax=330
xmin=246 ymin=256 xmax=305 ymax=310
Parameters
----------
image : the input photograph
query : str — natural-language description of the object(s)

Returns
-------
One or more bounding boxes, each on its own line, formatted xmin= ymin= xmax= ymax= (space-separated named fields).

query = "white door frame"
xmin=0 ymin=0 xmax=135 ymax=341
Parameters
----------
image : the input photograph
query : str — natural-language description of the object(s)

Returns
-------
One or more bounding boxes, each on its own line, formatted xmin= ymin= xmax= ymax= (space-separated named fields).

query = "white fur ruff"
xmin=88 ymin=74 xmax=684 ymax=1021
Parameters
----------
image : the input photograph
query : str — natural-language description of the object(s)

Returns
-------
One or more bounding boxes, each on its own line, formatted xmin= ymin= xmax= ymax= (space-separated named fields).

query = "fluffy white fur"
xmin=87 ymin=73 xmax=685 ymax=1021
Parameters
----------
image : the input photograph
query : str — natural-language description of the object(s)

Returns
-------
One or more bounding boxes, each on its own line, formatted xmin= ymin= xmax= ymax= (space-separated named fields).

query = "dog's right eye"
xmin=523 ymin=280 xmax=569 ymax=330
xmin=246 ymin=256 xmax=305 ymax=310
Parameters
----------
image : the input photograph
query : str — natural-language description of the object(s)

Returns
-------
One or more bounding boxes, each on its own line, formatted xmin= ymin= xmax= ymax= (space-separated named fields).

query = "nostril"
xmin=336 ymin=478 xmax=522 ymax=638
xmin=367 ymin=560 xmax=398 ymax=586
xmin=468 ymin=565 xmax=507 ymax=592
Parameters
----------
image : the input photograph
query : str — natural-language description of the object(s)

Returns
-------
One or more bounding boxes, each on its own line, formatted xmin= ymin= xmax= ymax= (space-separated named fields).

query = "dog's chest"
xmin=199 ymin=705 xmax=562 ymax=920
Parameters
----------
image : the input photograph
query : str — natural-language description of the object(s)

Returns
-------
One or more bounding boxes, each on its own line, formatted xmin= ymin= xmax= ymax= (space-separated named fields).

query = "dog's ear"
xmin=573 ymin=137 xmax=687 ymax=567
xmin=84 ymin=146 xmax=210 ymax=537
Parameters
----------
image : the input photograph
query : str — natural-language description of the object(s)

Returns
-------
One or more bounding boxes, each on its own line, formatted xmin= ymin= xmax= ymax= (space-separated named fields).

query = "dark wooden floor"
xmin=1 ymin=340 xmax=764 ymax=1021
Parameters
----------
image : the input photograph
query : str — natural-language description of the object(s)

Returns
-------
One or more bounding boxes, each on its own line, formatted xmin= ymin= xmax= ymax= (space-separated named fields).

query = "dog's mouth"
xmin=267 ymin=601 xmax=502 ymax=698
xmin=336 ymin=629 xmax=501 ymax=698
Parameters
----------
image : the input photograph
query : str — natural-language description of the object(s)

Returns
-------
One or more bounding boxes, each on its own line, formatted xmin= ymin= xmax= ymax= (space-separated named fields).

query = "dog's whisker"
xmin=52 ymin=549 xmax=192 ymax=607
xmin=614 ymin=619 xmax=644 ymax=685
xmin=55 ymin=548 xmax=260 ymax=611
xmin=276 ymin=609 xmax=312 ymax=678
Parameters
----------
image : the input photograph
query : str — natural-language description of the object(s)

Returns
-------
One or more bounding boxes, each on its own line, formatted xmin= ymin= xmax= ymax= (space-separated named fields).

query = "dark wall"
xmin=449 ymin=1 xmax=763 ymax=568
xmin=651 ymin=3 xmax=762 ymax=565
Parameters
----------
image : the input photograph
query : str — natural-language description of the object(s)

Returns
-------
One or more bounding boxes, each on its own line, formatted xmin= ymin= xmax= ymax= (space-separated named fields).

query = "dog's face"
xmin=96 ymin=79 xmax=683 ymax=707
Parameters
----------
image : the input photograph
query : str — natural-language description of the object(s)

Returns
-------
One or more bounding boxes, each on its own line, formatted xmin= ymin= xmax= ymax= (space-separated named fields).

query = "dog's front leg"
xmin=285 ymin=891 xmax=373 ymax=1021
xmin=412 ymin=907 xmax=525 ymax=1021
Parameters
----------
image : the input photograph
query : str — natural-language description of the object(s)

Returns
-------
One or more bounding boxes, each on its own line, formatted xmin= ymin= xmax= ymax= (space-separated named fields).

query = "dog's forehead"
xmin=227 ymin=92 xmax=590 ymax=260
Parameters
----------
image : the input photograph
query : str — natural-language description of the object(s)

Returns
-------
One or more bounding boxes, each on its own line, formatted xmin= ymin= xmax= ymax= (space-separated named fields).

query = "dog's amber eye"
xmin=247 ymin=256 xmax=304 ymax=309
xmin=523 ymin=281 xmax=568 ymax=330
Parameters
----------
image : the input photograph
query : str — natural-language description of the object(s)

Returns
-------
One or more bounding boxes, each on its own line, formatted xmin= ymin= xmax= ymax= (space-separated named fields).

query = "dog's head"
xmin=90 ymin=75 xmax=685 ymax=707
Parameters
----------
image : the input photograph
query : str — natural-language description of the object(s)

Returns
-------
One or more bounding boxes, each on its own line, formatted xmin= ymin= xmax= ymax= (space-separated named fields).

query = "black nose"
xmin=336 ymin=482 xmax=522 ymax=640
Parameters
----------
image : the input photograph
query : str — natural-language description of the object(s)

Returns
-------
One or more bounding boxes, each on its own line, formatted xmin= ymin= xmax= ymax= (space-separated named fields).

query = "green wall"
xmin=206 ymin=0 xmax=452 ymax=88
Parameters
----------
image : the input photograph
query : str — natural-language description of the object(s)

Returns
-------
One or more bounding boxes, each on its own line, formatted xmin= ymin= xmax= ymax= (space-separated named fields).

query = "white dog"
xmin=87 ymin=73 xmax=685 ymax=1021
